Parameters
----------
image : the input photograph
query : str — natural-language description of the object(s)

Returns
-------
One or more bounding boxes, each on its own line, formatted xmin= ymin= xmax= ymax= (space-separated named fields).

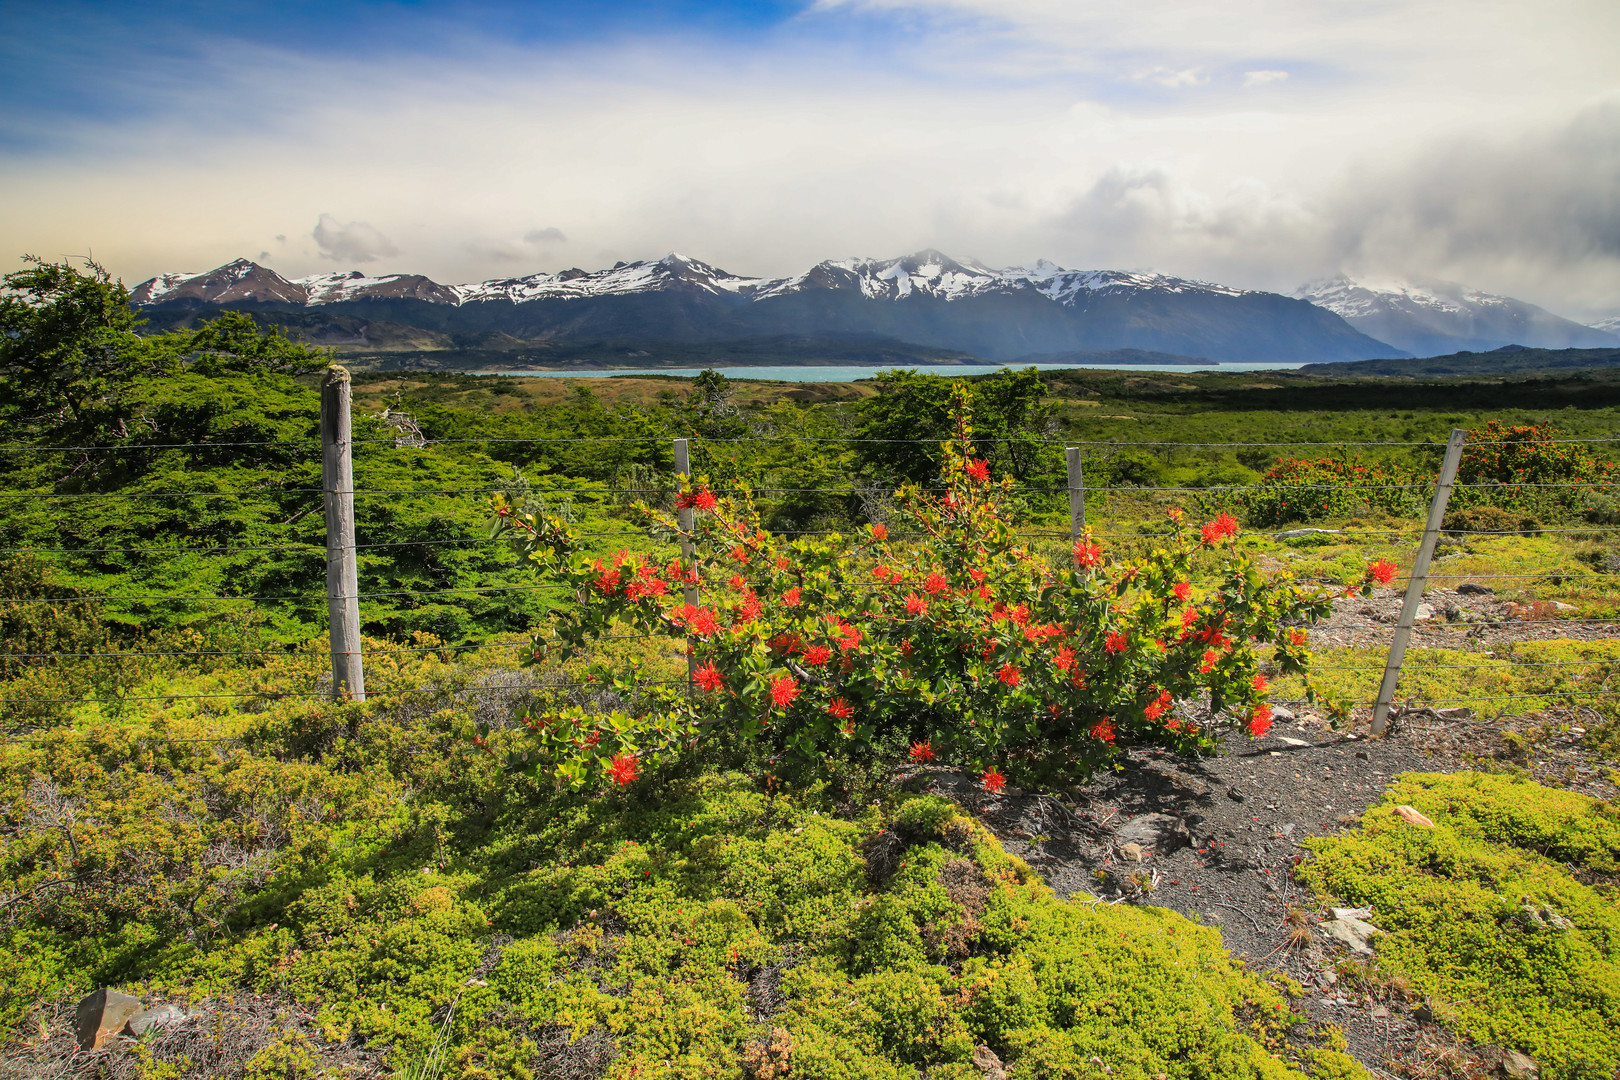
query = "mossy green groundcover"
xmin=0 ymin=671 xmax=1360 ymax=1080
xmin=1302 ymin=773 xmax=1620 ymax=1080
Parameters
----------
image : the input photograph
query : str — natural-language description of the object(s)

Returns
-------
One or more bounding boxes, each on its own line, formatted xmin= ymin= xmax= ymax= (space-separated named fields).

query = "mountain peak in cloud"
xmin=1298 ymin=274 xmax=1620 ymax=355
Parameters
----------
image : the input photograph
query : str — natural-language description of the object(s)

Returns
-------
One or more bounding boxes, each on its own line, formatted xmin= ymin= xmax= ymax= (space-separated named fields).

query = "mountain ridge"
xmin=1296 ymin=274 xmax=1618 ymax=356
xmin=128 ymin=251 xmax=1397 ymax=365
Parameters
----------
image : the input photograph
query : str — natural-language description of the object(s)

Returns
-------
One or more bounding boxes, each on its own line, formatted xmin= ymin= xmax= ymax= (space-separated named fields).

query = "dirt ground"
xmin=924 ymin=693 xmax=1615 ymax=1079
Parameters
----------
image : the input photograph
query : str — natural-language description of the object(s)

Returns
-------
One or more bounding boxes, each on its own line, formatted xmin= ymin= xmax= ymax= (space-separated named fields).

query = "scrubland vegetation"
xmin=4 ymin=259 xmax=1620 ymax=1078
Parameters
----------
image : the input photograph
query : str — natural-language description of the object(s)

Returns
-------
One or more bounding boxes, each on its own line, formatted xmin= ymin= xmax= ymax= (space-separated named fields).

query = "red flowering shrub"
xmin=1450 ymin=420 xmax=1617 ymax=520
xmin=491 ymin=391 xmax=1377 ymax=791
xmin=1239 ymin=456 xmax=1425 ymax=526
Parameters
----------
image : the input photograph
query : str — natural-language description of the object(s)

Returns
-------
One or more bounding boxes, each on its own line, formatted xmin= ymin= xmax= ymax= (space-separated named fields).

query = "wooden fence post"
xmin=322 ymin=365 xmax=365 ymax=701
xmin=1370 ymin=428 xmax=1468 ymax=734
xmin=1066 ymin=447 xmax=1086 ymax=539
xmin=673 ymin=438 xmax=699 ymax=682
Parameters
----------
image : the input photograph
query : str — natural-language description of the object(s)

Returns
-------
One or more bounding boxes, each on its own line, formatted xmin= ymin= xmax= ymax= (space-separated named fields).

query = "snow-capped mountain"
xmin=1591 ymin=315 xmax=1620 ymax=335
xmin=130 ymin=251 xmax=1398 ymax=364
xmin=1296 ymin=275 xmax=1619 ymax=356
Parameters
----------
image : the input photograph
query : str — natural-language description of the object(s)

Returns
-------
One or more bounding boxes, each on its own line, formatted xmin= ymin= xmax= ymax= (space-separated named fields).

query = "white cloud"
xmin=1242 ymin=69 xmax=1288 ymax=87
xmin=312 ymin=213 xmax=398 ymax=263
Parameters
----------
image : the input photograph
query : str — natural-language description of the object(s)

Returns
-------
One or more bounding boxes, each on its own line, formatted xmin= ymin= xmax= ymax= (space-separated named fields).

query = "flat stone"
xmin=1111 ymin=813 xmax=1191 ymax=855
xmin=76 ymin=988 xmax=144 ymax=1050
xmin=1501 ymin=1048 xmax=1539 ymax=1078
xmin=1456 ymin=582 xmax=1494 ymax=595
xmin=1552 ymin=601 xmax=1577 ymax=613
xmin=1321 ymin=915 xmax=1384 ymax=955
xmin=1271 ymin=706 xmax=1297 ymax=722
xmin=1277 ymin=737 xmax=1310 ymax=747
xmin=125 ymin=1004 xmax=190 ymax=1036
xmin=1414 ymin=603 xmax=1437 ymax=622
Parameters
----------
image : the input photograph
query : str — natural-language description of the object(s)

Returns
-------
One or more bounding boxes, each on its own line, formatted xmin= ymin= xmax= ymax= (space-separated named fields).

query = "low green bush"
xmin=1300 ymin=773 xmax=1620 ymax=1080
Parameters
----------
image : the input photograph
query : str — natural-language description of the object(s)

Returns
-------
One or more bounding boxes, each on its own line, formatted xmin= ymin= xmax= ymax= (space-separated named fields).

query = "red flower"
xmin=1252 ymin=674 xmax=1269 ymax=693
xmin=1200 ymin=513 xmax=1240 ymax=546
xmin=1009 ymin=604 xmax=1030 ymax=626
xmin=1105 ymin=631 xmax=1128 ymax=654
xmin=694 ymin=488 xmax=718 ymax=511
xmin=728 ymin=573 xmax=747 ymax=590
xmin=694 ymin=661 xmax=724 ymax=692
xmin=607 ymin=753 xmax=640 ymax=786
xmin=1172 ymin=581 xmax=1192 ymax=602
xmin=1247 ymin=704 xmax=1273 ymax=738
xmin=981 ymin=768 xmax=1007 ymax=793
xmin=900 ymin=638 xmax=914 ymax=656
xmin=1368 ymin=559 xmax=1398 ymax=585
xmin=775 ymin=556 xmax=791 ymax=572
xmin=1144 ymin=689 xmax=1173 ymax=721
xmin=1288 ymin=630 xmax=1307 ymax=647
xmin=803 ymin=644 xmax=832 ymax=666
xmin=730 ymin=545 xmax=751 ymax=563
xmin=871 ymin=522 xmax=889 ymax=540
xmin=1090 ymin=718 xmax=1116 ymax=744
xmin=1181 ymin=606 xmax=1199 ymax=629
xmin=923 ymin=571 xmax=950 ymax=595
xmin=827 ymin=697 xmax=854 ymax=719
xmin=839 ymin=625 xmax=862 ymax=652
xmin=996 ymin=663 xmax=1021 ymax=687
xmin=872 ymin=564 xmax=892 ymax=581
xmin=1054 ymin=645 xmax=1077 ymax=671
xmin=968 ymin=569 xmax=985 ymax=584
xmin=781 ymin=586 xmax=803 ymax=608
xmin=905 ymin=593 xmax=929 ymax=617
xmin=1073 ymin=540 xmax=1102 ymax=567
xmin=1200 ymin=649 xmax=1218 ymax=673
xmin=966 ymin=458 xmax=991 ymax=482
xmin=688 ymin=608 xmax=720 ymax=637
xmin=909 ymin=740 xmax=935 ymax=763
xmin=736 ymin=594 xmax=764 ymax=623
xmin=770 ymin=675 xmax=801 ymax=708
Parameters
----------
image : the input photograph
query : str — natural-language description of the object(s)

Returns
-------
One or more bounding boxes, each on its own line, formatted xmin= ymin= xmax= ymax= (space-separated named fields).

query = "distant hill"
xmin=130 ymin=251 xmax=1399 ymax=366
xmin=1296 ymin=275 xmax=1618 ymax=356
xmin=1296 ymin=344 xmax=1620 ymax=378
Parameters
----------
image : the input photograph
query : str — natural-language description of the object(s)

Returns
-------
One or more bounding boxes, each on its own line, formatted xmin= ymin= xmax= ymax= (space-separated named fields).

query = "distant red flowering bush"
xmin=491 ymin=390 xmax=1373 ymax=791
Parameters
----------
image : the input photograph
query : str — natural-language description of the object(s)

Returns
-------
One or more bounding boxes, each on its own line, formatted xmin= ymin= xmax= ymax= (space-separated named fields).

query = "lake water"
xmin=481 ymin=362 xmax=1309 ymax=382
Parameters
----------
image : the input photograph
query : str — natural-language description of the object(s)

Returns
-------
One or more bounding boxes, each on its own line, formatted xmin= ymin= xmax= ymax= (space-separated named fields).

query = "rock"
xmin=1444 ymin=605 xmax=1463 ymax=622
xmin=1500 ymin=1048 xmax=1539 ymax=1078
xmin=1355 ymin=750 xmax=1370 ymax=761
xmin=1119 ymin=842 xmax=1145 ymax=863
xmin=1435 ymin=707 xmax=1474 ymax=720
xmin=1552 ymin=601 xmax=1577 ymax=613
xmin=1457 ymin=582 xmax=1494 ymax=595
xmin=1321 ymin=914 xmax=1384 ymax=955
xmin=1300 ymin=713 xmax=1325 ymax=727
xmin=1227 ymin=785 xmax=1248 ymax=802
xmin=1271 ymin=706 xmax=1297 ymax=723
xmin=1331 ymin=906 xmax=1373 ymax=921
xmin=972 ymin=1043 xmax=1009 ymax=1080
xmin=1414 ymin=603 xmax=1437 ymax=622
xmin=1513 ymin=902 xmax=1575 ymax=932
xmin=76 ymin=988 xmax=144 ymax=1050
xmin=1277 ymin=736 xmax=1310 ymax=747
xmin=1111 ymin=813 xmax=1192 ymax=855
xmin=125 ymin=1004 xmax=190 ymax=1036
xmin=1370 ymin=1005 xmax=1390 ymax=1018
xmin=1392 ymin=805 xmax=1436 ymax=828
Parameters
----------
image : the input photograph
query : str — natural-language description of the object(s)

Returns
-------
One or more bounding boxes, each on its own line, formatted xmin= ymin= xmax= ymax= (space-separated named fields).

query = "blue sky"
xmin=2 ymin=1 xmax=1617 ymax=318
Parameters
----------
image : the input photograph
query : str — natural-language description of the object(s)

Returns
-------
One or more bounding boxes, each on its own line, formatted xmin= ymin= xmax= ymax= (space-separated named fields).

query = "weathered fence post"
xmin=322 ymin=365 xmax=365 ymax=701
xmin=673 ymin=438 xmax=699 ymax=682
xmin=1371 ymin=427 xmax=1468 ymax=735
xmin=1066 ymin=447 xmax=1086 ymax=539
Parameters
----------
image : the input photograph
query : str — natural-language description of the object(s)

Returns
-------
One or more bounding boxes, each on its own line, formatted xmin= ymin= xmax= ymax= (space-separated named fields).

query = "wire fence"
xmin=4 ymin=417 xmax=1619 ymax=734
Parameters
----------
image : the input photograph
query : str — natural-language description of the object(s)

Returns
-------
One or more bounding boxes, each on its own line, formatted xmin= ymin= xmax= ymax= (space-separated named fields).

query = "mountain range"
xmin=129 ymin=251 xmax=1619 ymax=367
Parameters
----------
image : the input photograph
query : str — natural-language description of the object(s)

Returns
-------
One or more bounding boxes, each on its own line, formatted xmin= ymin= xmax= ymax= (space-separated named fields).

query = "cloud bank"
xmin=1 ymin=0 xmax=1616 ymax=319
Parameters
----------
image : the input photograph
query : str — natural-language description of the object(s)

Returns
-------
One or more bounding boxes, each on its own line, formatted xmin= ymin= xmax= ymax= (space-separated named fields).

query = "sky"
xmin=2 ymin=0 xmax=1617 ymax=320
